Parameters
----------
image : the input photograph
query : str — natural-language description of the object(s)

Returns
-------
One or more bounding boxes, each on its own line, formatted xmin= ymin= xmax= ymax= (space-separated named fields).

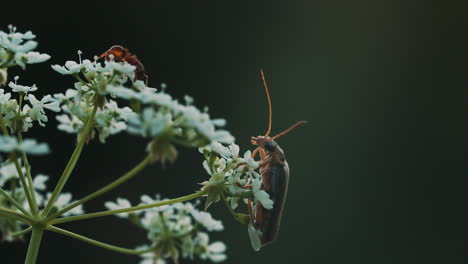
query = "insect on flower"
xmin=245 ymin=70 xmax=305 ymax=251
xmin=99 ymin=45 xmax=149 ymax=85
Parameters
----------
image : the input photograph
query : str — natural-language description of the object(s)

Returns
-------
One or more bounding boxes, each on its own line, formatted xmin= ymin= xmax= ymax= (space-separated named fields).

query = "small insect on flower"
xmin=99 ymin=45 xmax=149 ymax=85
xmin=244 ymin=70 xmax=305 ymax=251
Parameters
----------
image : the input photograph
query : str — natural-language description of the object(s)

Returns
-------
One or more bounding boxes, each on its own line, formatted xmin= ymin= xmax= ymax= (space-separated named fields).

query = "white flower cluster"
xmin=52 ymin=52 xmax=234 ymax=151
xmin=0 ymin=76 xmax=61 ymax=132
xmin=105 ymin=196 xmax=226 ymax=264
xmin=52 ymin=55 xmax=136 ymax=142
xmin=0 ymin=135 xmax=49 ymax=155
xmin=0 ymin=161 xmax=83 ymax=241
xmin=0 ymin=25 xmax=50 ymax=70
xmin=200 ymin=143 xmax=273 ymax=212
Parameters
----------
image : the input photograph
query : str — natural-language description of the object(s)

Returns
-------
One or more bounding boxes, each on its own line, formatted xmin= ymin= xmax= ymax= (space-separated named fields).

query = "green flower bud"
xmin=147 ymin=137 xmax=178 ymax=165
xmin=0 ymin=68 xmax=7 ymax=85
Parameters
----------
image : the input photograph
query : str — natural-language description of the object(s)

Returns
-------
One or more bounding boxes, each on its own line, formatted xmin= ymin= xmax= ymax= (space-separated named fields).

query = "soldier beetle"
xmin=99 ymin=45 xmax=149 ymax=85
xmin=245 ymin=70 xmax=305 ymax=251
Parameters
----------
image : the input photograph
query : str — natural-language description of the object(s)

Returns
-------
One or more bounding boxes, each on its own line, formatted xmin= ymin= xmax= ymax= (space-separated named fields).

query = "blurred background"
xmin=1 ymin=0 xmax=468 ymax=263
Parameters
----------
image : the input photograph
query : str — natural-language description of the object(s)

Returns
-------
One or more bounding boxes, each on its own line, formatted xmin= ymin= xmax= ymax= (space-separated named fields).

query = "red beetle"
xmin=99 ymin=45 xmax=149 ymax=85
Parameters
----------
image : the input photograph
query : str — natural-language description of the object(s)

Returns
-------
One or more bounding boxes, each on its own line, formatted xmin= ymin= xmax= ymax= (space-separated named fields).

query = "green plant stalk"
xmin=18 ymin=132 xmax=39 ymax=215
xmin=11 ymin=226 xmax=32 ymax=237
xmin=0 ymin=186 xmax=31 ymax=216
xmin=46 ymin=225 xmax=155 ymax=255
xmin=51 ymin=191 xmax=206 ymax=225
xmin=0 ymin=207 xmax=32 ymax=224
xmin=12 ymin=158 xmax=35 ymax=215
xmin=220 ymin=192 xmax=237 ymax=218
xmin=25 ymin=225 xmax=44 ymax=264
xmin=47 ymin=154 xmax=153 ymax=220
xmin=0 ymin=114 xmax=9 ymax=135
xmin=42 ymin=105 xmax=98 ymax=216
xmin=17 ymin=93 xmax=24 ymax=115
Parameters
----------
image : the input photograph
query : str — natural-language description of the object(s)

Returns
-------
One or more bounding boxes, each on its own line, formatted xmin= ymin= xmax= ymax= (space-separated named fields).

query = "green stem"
xmin=47 ymin=154 xmax=153 ymax=220
xmin=0 ymin=114 xmax=9 ymax=135
xmin=51 ymin=191 xmax=206 ymax=225
xmin=220 ymin=192 xmax=237 ymax=218
xmin=0 ymin=186 xmax=31 ymax=216
xmin=12 ymin=158 xmax=35 ymax=215
xmin=18 ymin=132 xmax=39 ymax=216
xmin=0 ymin=207 xmax=32 ymax=224
xmin=25 ymin=226 xmax=44 ymax=264
xmin=72 ymin=73 xmax=93 ymax=89
xmin=17 ymin=93 xmax=24 ymax=115
xmin=11 ymin=226 xmax=32 ymax=237
xmin=46 ymin=225 xmax=154 ymax=255
xmin=42 ymin=105 xmax=98 ymax=216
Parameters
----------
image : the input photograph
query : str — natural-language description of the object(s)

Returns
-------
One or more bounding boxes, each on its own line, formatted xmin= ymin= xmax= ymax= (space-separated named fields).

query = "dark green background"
xmin=1 ymin=0 xmax=468 ymax=263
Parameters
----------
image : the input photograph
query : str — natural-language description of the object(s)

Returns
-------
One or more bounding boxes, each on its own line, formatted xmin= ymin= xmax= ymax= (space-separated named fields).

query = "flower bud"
xmin=0 ymin=68 xmax=7 ymax=85
xmin=147 ymin=137 xmax=178 ymax=165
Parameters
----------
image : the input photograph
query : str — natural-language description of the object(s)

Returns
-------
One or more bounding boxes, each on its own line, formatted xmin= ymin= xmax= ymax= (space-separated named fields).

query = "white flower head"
xmin=208 ymin=142 xmax=231 ymax=158
xmin=104 ymin=198 xmax=132 ymax=218
xmin=252 ymin=178 xmax=273 ymax=209
xmin=44 ymin=192 xmax=84 ymax=216
xmin=105 ymin=60 xmax=136 ymax=75
xmin=33 ymin=174 xmax=48 ymax=191
xmin=0 ymin=161 xmax=24 ymax=187
xmin=0 ymin=136 xmax=50 ymax=155
xmin=0 ymin=26 xmax=49 ymax=69
xmin=242 ymin=150 xmax=259 ymax=170
xmin=51 ymin=60 xmax=91 ymax=75
xmin=25 ymin=51 xmax=50 ymax=64
xmin=27 ymin=94 xmax=61 ymax=112
xmin=191 ymin=210 xmax=224 ymax=231
xmin=56 ymin=114 xmax=83 ymax=133
xmin=8 ymin=77 xmax=38 ymax=94
xmin=196 ymin=233 xmax=227 ymax=263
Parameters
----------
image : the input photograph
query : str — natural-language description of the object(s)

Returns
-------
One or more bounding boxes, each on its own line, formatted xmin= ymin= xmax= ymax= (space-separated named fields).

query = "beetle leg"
xmin=255 ymin=204 xmax=264 ymax=229
xmin=247 ymin=198 xmax=256 ymax=226
xmin=235 ymin=183 xmax=252 ymax=189
xmin=258 ymin=148 xmax=271 ymax=166
xmin=256 ymin=148 xmax=272 ymax=191
xmin=251 ymin=147 xmax=262 ymax=159
xmin=234 ymin=162 xmax=248 ymax=169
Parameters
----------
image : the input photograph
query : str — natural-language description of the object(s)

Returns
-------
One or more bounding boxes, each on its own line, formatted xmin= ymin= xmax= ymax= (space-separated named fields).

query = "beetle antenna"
xmin=269 ymin=120 xmax=307 ymax=141
xmin=260 ymin=69 xmax=273 ymax=136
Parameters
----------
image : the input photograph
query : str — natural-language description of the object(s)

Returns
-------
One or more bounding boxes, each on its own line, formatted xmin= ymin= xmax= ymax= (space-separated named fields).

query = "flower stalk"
xmin=25 ymin=225 xmax=44 ymax=264
xmin=12 ymin=158 xmax=35 ymax=214
xmin=18 ymin=132 xmax=40 ymax=215
xmin=41 ymin=104 xmax=98 ymax=216
xmin=0 ymin=186 xmax=31 ymax=216
xmin=46 ymin=154 xmax=153 ymax=220
xmin=46 ymin=225 xmax=155 ymax=255
xmin=0 ymin=207 xmax=32 ymax=224
xmin=51 ymin=191 xmax=206 ymax=225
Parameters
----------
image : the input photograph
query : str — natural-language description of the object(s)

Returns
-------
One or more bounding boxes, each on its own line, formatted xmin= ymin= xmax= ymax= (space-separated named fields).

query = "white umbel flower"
xmin=104 ymin=198 xmax=132 ymax=218
xmin=191 ymin=211 xmax=224 ymax=231
xmin=0 ymin=136 xmax=50 ymax=155
xmin=8 ymin=78 xmax=38 ymax=93
xmin=252 ymin=177 xmax=273 ymax=209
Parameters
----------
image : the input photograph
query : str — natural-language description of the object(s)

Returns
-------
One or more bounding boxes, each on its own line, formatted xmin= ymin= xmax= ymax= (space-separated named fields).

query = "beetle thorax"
xmin=251 ymin=136 xmax=286 ymax=164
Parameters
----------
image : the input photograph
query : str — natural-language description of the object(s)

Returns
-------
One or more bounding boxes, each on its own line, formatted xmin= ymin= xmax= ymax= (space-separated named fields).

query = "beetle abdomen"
xmin=261 ymin=161 xmax=289 ymax=246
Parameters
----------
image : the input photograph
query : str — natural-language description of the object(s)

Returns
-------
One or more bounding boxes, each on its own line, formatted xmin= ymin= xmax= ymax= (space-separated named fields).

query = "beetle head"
xmin=251 ymin=136 xmax=277 ymax=152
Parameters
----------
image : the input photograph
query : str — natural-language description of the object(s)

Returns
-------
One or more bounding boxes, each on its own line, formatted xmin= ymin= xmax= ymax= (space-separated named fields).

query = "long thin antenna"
xmin=269 ymin=121 xmax=307 ymax=141
xmin=260 ymin=69 xmax=273 ymax=136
